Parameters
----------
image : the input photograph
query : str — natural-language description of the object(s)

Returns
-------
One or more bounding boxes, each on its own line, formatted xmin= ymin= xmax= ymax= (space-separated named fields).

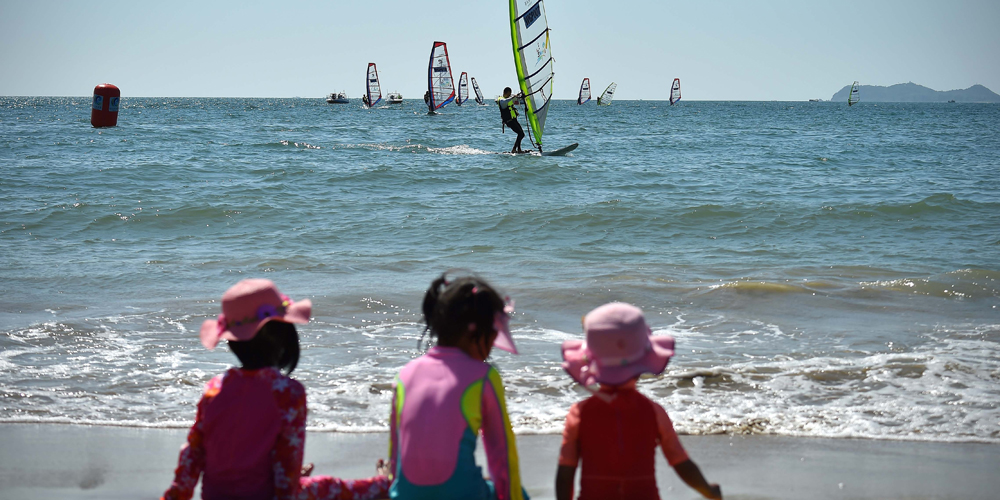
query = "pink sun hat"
xmin=199 ymin=279 xmax=312 ymax=350
xmin=561 ymin=302 xmax=674 ymax=386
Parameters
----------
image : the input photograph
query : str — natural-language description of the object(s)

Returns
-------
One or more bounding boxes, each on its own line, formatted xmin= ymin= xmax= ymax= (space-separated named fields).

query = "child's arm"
xmin=673 ymin=460 xmax=722 ymax=500
xmin=555 ymin=465 xmax=576 ymax=500
xmin=162 ymin=378 xmax=218 ymax=500
xmin=481 ymin=368 xmax=527 ymax=500
xmin=653 ymin=403 xmax=722 ymax=499
xmin=271 ymin=380 xmax=308 ymax=500
xmin=554 ymin=402 xmax=582 ymax=500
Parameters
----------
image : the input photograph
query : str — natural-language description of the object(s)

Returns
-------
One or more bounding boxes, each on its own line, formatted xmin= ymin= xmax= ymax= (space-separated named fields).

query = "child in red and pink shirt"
xmin=162 ymin=279 xmax=388 ymax=500
xmin=556 ymin=302 xmax=722 ymax=500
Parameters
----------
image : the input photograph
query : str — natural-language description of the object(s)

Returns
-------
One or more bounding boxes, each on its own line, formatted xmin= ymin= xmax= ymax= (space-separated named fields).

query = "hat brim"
xmin=561 ymin=334 xmax=675 ymax=386
xmin=199 ymin=299 xmax=312 ymax=350
xmin=492 ymin=313 xmax=518 ymax=354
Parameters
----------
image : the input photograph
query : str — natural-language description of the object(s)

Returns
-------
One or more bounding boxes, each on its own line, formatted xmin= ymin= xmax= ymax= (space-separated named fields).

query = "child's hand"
xmin=301 ymin=463 xmax=314 ymax=477
xmin=376 ymin=458 xmax=389 ymax=477
xmin=704 ymin=483 xmax=722 ymax=500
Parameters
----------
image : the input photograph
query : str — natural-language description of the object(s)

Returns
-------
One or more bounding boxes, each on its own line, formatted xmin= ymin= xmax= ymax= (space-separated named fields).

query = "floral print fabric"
xmin=162 ymin=367 xmax=388 ymax=500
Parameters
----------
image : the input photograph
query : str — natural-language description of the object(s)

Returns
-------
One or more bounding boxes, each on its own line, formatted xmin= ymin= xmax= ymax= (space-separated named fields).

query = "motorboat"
xmin=388 ymin=92 xmax=403 ymax=104
xmin=326 ymin=92 xmax=349 ymax=104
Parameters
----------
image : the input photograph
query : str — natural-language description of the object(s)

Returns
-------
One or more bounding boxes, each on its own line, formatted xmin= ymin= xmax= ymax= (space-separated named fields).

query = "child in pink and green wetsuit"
xmin=387 ymin=274 xmax=530 ymax=500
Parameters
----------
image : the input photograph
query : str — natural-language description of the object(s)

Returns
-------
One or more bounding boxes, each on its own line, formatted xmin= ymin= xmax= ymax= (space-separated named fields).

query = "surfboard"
xmin=497 ymin=143 xmax=577 ymax=156
xmin=541 ymin=143 xmax=578 ymax=156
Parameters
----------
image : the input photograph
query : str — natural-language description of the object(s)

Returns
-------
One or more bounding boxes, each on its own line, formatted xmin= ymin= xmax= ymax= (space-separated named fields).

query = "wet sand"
xmin=1 ymin=424 xmax=997 ymax=499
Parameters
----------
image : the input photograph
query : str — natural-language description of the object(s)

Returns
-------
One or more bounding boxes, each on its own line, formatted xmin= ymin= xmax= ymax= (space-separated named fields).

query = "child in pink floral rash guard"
xmin=162 ymin=279 xmax=389 ymax=500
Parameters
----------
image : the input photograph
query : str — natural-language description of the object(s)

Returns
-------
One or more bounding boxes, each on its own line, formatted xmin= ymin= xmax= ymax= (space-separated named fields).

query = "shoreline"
xmin=1 ymin=424 xmax=998 ymax=499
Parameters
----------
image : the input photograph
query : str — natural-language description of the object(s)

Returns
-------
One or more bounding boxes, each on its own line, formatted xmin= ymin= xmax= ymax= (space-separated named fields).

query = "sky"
xmin=2 ymin=0 xmax=999 ymax=101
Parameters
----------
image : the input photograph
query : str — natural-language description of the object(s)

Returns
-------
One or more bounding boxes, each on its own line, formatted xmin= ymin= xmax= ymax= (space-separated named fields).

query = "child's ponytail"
xmin=419 ymin=274 xmax=449 ymax=349
xmin=420 ymin=272 xmax=504 ymax=350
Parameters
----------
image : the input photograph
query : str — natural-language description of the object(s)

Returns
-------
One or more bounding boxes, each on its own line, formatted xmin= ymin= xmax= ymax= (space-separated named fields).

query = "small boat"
xmin=809 ymin=98 xmax=821 ymax=102
xmin=388 ymin=92 xmax=403 ymax=104
xmin=948 ymin=99 xmax=956 ymax=103
xmin=326 ymin=92 xmax=349 ymax=104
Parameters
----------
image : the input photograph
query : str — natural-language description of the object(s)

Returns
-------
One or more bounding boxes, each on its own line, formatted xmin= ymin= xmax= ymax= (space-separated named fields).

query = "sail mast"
xmin=427 ymin=41 xmax=456 ymax=111
xmin=510 ymin=0 xmax=553 ymax=149
xmin=472 ymin=77 xmax=485 ymax=105
xmin=457 ymin=72 xmax=469 ymax=106
xmin=598 ymin=82 xmax=616 ymax=105
xmin=367 ymin=63 xmax=382 ymax=108
xmin=578 ymin=78 xmax=591 ymax=105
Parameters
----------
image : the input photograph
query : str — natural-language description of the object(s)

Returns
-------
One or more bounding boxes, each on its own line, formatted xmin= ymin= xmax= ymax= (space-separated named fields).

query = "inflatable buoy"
xmin=91 ymin=84 xmax=120 ymax=128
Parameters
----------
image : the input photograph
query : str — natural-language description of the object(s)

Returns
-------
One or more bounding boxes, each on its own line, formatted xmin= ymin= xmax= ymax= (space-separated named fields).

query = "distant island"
xmin=829 ymin=82 xmax=1000 ymax=103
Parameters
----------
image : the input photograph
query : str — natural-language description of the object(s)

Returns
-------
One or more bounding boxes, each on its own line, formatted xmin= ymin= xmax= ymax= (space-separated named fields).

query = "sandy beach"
xmin=1 ymin=424 xmax=997 ymax=499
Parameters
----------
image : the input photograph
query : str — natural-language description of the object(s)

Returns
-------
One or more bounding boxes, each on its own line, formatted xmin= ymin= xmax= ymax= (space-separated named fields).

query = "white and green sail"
xmin=848 ymin=81 xmax=860 ymax=106
xmin=509 ymin=0 xmax=554 ymax=148
xmin=598 ymin=82 xmax=616 ymax=106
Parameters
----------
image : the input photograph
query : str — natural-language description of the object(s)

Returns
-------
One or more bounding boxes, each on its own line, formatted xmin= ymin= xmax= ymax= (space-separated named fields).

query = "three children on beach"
xmin=163 ymin=275 xmax=721 ymax=500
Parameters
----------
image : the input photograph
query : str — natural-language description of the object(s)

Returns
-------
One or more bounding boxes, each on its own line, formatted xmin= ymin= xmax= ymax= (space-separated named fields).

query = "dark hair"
xmin=504 ymin=87 xmax=512 ymax=94
xmin=421 ymin=273 xmax=505 ymax=349
xmin=228 ymin=321 xmax=300 ymax=374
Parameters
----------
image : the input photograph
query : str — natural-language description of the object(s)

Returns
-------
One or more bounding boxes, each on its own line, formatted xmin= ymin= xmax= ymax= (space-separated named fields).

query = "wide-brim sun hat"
xmin=561 ymin=302 xmax=674 ymax=386
xmin=199 ymin=279 xmax=312 ymax=350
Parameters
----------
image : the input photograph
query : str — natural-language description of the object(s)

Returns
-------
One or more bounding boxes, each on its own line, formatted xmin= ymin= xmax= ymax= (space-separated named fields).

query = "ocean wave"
xmin=861 ymin=268 xmax=1000 ymax=299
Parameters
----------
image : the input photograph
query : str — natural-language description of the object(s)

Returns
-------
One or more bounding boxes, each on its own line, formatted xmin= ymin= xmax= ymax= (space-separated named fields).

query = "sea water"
xmin=1 ymin=97 xmax=998 ymax=443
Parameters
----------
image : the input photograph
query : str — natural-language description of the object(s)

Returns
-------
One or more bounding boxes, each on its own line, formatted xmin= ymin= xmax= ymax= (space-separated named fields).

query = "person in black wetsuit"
xmin=497 ymin=87 xmax=526 ymax=153
xmin=424 ymin=91 xmax=432 ymax=113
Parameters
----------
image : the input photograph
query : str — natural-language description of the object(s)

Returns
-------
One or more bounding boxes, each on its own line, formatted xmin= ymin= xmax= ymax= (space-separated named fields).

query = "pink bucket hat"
xmin=199 ymin=279 xmax=312 ymax=350
xmin=561 ymin=302 xmax=674 ymax=386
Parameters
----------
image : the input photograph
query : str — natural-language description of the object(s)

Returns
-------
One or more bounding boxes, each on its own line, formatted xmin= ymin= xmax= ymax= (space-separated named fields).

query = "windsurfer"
xmin=498 ymin=87 xmax=526 ymax=154
xmin=424 ymin=91 xmax=432 ymax=112
xmin=362 ymin=94 xmax=370 ymax=108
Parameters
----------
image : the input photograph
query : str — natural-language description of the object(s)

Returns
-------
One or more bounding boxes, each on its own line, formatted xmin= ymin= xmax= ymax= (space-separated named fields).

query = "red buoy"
xmin=91 ymin=84 xmax=120 ymax=128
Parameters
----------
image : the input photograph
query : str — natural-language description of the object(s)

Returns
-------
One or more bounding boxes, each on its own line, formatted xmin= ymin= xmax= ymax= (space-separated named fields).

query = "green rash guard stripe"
xmin=389 ymin=376 xmax=405 ymax=477
xmin=486 ymin=367 xmax=525 ymax=500
xmin=460 ymin=379 xmax=484 ymax=435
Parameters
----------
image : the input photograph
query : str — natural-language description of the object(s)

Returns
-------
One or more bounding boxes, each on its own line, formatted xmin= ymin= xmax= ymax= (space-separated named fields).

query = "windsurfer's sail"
xmin=597 ymin=82 xmax=616 ymax=106
xmin=471 ymin=77 xmax=485 ymax=105
xmin=848 ymin=81 xmax=860 ymax=106
xmin=510 ymin=0 xmax=554 ymax=149
xmin=670 ymin=78 xmax=681 ymax=105
xmin=457 ymin=72 xmax=469 ymax=106
xmin=427 ymin=41 xmax=455 ymax=111
xmin=578 ymin=78 xmax=591 ymax=105
xmin=366 ymin=63 xmax=382 ymax=108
